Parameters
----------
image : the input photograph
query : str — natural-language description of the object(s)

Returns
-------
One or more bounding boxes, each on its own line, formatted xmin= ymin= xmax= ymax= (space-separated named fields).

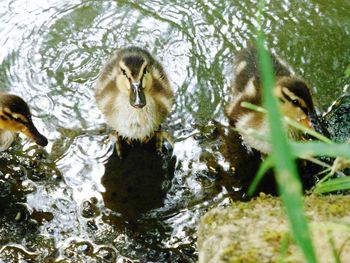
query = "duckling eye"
xmin=292 ymin=99 xmax=300 ymax=106
xmin=143 ymin=68 xmax=148 ymax=75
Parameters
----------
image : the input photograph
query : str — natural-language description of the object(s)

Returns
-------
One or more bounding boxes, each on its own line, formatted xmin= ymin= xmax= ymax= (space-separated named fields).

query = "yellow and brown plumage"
xmin=225 ymin=47 xmax=328 ymax=153
xmin=0 ymin=92 xmax=48 ymax=151
xmin=95 ymin=46 xmax=174 ymax=155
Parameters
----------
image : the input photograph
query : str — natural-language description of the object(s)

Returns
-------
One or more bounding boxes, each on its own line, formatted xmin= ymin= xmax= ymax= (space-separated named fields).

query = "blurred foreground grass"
xmin=248 ymin=1 xmax=350 ymax=262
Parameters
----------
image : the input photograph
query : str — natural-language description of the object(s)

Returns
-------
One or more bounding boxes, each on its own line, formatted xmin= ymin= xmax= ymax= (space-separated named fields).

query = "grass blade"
xmin=248 ymin=155 xmax=273 ymax=196
xmin=291 ymin=142 xmax=350 ymax=159
xmin=314 ymin=176 xmax=350 ymax=194
xmin=257 ymin=1 xmax=317 ymax=262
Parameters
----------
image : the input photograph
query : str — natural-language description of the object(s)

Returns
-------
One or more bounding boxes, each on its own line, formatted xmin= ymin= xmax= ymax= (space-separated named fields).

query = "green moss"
xmin=198 ymin=194 xmax=350 ymax=263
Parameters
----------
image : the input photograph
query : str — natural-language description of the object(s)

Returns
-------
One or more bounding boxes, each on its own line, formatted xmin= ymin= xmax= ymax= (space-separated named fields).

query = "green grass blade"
xmin=241 ymin=101 xmax=267 ymax=113
xmin=291 ymin=142 xmax=350 ymax=159
xmin=283 ymin=117 xmax=332 ymax=144
xmin=248 ymin=155 xmax=273 ymax=196
xmin=257 ymin=1 xmax=317 ymax=261
xmin=241 ymin=101 xmax=332 ymax=143
xmin=314 ymin=176 xmax=350 ymax=194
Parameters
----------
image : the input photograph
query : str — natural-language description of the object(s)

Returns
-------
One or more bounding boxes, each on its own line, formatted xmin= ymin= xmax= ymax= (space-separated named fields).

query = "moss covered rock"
xmin=198 ymin=194 xmax=350 ymax=263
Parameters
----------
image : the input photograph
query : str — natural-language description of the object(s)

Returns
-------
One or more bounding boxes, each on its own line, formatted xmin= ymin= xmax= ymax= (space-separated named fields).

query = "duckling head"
xmin=275 ymin=77 xmax=328 ymax=137
xmin=116 ymin=47 xmax=153 ymax=109
xmin=0 ymin=93 xmax=48 ymax=146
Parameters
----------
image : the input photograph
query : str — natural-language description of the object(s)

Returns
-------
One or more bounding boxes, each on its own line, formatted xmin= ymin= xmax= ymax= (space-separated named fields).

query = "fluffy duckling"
xmin=0 ymin=93 xmax=48 ymax=151
xmin=95 ymin=46 xmax=174 ymax=156
xmin=225 ymin=47 xmax=328 ymax=153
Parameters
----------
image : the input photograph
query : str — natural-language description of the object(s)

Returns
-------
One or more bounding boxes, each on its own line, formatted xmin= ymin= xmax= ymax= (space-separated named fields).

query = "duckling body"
xmin=0 ymin=130 xmax=17 ymax=152
xmin=95 ymin=47 xmax=174 ymax=155
xmin=226 ymin=47 xmax=326 ymax=153
xmin=0 ymin=93 xmax=48 ymax=151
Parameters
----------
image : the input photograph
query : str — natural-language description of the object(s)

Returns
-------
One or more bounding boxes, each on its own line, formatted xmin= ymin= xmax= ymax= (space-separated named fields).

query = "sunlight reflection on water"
xmin=0 ymin=0 xmax=349 ymax=261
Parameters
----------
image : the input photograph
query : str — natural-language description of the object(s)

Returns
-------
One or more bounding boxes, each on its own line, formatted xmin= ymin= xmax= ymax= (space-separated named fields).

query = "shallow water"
xmin=0 ymin=0 xmax=349 ymax=261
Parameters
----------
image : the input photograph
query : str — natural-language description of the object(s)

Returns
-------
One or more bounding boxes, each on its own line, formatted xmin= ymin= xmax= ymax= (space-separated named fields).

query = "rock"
xmin=322 ymin=95 xmax=350 ymax=143
xmin=197 ymin=194 xmax=350 ymax=263
xmin=321 ymin=95 xmax=350 ymax=176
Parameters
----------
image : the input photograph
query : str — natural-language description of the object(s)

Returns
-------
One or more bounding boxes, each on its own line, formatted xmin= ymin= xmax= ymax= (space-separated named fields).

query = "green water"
xmin=0 ymin=0 xmax=349 ymax=261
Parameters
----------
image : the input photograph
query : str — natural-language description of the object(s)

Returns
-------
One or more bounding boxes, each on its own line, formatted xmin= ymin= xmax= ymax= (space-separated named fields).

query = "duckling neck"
xmin=0 ymin=130 xmax=17 ymax=151
xmin=109 ymin=92 xmax=160 ymax=141
xmin=235 ymin=113 xmax=271 ymax=153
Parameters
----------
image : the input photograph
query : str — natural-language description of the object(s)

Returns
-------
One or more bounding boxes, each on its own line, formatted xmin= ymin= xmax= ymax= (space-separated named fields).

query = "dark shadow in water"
xmin=204 ymin=121 xmax=277 ymax=199
xmin=0 ymin=147 xmax=57 ymax=261
xmin=101 ymin=137 xmax=176 ymax=221
xmin=201 ymin=121 xmax=322 ymax=201
xmin=100 ymin=139 xmax=194 ymax=262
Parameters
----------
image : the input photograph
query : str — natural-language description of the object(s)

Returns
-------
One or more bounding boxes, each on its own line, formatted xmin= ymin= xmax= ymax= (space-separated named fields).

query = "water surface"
xmin=0 ymin=0 xmax=349 ymax=261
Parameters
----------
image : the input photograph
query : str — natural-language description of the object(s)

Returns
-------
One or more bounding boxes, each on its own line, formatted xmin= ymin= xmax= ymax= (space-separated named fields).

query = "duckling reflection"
xmin=95 ymin=46 xmax=174 ymax=157
xmin=200 ymin=121 xmax=277 ymax=199
xmin=101 ymin=138 xmax=175 ymax=220
xmin=226 ymin=47 xmax=329 ymax=153
xmin=202 ymin=121 xmax=320 ymax=199
xmin=0 ymin=93 xmax=48 ymax=151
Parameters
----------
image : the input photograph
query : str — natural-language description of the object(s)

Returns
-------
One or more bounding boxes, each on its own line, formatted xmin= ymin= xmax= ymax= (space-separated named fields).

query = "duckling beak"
xmin=307 ymin=111 xmax=330 ymax=137
xmin=130 ymin=82 xmax=146 ymax=109
xmin=22 ymin=121 xmax=48 ymax=146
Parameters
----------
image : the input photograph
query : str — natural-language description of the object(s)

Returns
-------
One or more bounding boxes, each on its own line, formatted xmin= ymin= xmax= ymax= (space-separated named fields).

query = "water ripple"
xmin=1 ymin=0 xmax=349 ymax=261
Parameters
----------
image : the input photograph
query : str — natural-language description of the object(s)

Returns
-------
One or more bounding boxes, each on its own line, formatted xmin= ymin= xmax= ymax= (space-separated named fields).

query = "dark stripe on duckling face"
xmin=280 ymin=81 xmax=329 ymax=137
xmin=122 ymin=56 xmax=145 ymax=78
xmin=0 ymin=93 xmax=48 ymax=146
xmin=0 ymin=94 xmax=31 ymax=119
xmin=120 ymin=55 xmax=148 ymax=109
xmin=280 ymin=79 xmax=314 ymax=110
xmin=3 ymin=110 xmax=27 ymax=124
xmin=281 ymin=89 xmax=309 ymax=116
xmin=2 ymin=110 xmax=48 ymax=146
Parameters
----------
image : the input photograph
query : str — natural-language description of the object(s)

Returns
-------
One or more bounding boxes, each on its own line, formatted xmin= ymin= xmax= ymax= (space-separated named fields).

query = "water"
xmin=0 ymin=0 xmax=349 ymax=261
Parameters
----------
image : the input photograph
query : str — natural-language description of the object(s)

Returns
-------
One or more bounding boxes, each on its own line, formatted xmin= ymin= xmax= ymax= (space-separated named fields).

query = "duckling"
xmin=95 ymin=46 xmax=174 ymax=156
xmin=0 ymin=93 xmax=48 ymax=151
xmin=225 ymin=47 xmax=328 ymax=153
